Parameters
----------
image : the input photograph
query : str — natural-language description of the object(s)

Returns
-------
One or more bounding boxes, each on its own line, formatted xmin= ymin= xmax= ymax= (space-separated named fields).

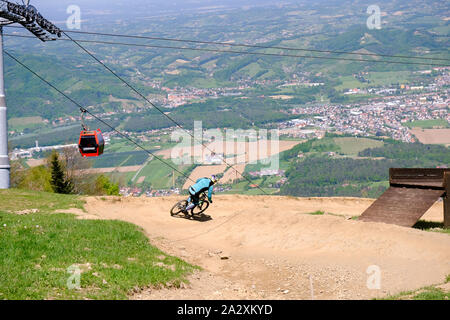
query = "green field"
xmin=8 ymin=116 xmax=46 ymax=132
xmin=306 ymin=137 xmax=385 ymax=156
xmin=334 ymin=71 xmax=412 ymax=91
xmin=104 ymin=140 xmax=139 ymax=153
xmin=240 ymin=62 xmax=265 ymax=78
xmin=8 ymin=116 xmax=44 ymax=126
xmin=133 ymin=159 xmax=192 ymax=189
xmin=106 ymin=137 xmax=178 ymax=154
xmin=220 ymin=177 xmax=280 ymax=195
xmin=333 ymin=137 xmax=384 ymax=156
xmin=403 ymin=119 xmax=450 ymax=129
xmin=0 ymin=189 xmax=196 ymax=300
xmin=105 ymin=171 xmax=139 ymax=187
xmin=244 ymin=155 xmax=290 ymax=173
xmin=92 ymin=151 xmax=150 ymax=169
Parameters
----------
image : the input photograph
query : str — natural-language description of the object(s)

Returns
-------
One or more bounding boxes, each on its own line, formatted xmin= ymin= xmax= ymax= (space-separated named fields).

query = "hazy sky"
xmin=26 ymin=0 xmax=276 ymax=14
xmin=19 ymin=0 xmax=281 ymax=26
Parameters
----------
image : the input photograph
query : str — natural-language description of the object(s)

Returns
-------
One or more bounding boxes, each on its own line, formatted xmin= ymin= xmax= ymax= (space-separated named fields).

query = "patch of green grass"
xmin=334 ymin=72 xmax=412 ymax=91
xmin=244 ymin=157 xmax=290 ymax=173
xmin=191 ymin=77 xmax=225 ymax=88
xmin=335 ymin=76 xmax=365 ymax=91
xmin=412 ymin=287 xmax=449 ymax=300
xmin=8 ymin=117 xmax=45 ymax=132
xmin=0 ymin=212 xmax=197 ymax=299
xmin=311 ymin=137 xmax=340 ymax=152
xmin=240 ymin=62 xmax=264 ymax=78
xmin=307 ymin=211 xmax=325 ymax=216
xmin=403 ymin=119 xmax=450 ymax=129
xmin=0 ymin=189 xmax=84 ymax=213
xmin=105 ymin=171 xmax=138 ymax=186
xmin=0 ymin=190 xmax=197 ymax=300
xmin=136 ymin=159 xmax=191 ymax=189
xmin=105 ymin=139 xmax=140 ymax=153
xmin=382 ymin=274 xmax=450 ymax=300
xmin=366 ymin=71 xmax=412 ymax=87
xmin=384 ymin=284 xmax=450 ymax=300
xmin=333 ymin=137 xmax=384 ymax=156
xmin=8 ymin=116 xmax=44 ymax=127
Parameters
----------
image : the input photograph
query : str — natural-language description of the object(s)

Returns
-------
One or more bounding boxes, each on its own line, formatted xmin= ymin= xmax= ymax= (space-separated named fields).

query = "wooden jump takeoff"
xmin=360 ymin=168 xmax=450 ymax=228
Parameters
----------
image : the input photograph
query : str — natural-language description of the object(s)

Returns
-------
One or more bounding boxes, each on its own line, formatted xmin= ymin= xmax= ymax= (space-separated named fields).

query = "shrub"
xmin=95 ymin=174 xmax=120 ymax=196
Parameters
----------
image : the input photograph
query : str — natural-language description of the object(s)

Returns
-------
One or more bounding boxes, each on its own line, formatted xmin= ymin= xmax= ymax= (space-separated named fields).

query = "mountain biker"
xmin=184 ymin=175 xmax=218 ymax=213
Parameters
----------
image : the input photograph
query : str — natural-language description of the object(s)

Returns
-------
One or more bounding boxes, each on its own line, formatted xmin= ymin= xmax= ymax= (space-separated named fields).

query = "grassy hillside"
xmin=0 ymin=189 xmax=197 ymax=299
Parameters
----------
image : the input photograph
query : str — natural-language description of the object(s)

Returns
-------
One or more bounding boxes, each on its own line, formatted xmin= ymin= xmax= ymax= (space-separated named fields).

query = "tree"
xmin=49 ymin=151 xmax=73 ymax=194
xmin=95 ymin=174 xmax=119 ymax=196
xmin=61 ymin=146 xmax=93 ymax=194
xmin=10 ymin=160 xmax=25 ymax=188
xmin=13 ymin=163 xmax=52 ymax=192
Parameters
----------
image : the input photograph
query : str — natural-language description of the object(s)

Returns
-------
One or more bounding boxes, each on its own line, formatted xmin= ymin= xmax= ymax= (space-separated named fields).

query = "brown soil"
xmin=410 ymin=128 xmax=450 ymax=145
xmin=75 ymin=195 xmax=450 ymax=300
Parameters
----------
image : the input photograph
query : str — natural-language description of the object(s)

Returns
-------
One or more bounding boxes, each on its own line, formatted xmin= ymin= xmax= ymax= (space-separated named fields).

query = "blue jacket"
xmin=190 ymin=177 xmax=214 ymax=201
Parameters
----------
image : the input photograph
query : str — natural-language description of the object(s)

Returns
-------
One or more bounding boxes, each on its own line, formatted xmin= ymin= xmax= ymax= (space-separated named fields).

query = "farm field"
xmin=333 ymin=137 xmax=384 ymax=156
xmin=334 ymin=71 xmax=413 ymax=91
xmin=156 ymin=139 xmax=302 ymax=162
xmin=410 ymin=128 xmax=450 ymax=145
xmin=132 ymin=159 xmax=191 ymax=189
xmin=92 ymin=151 xmax=150 ymax=169
xmin=403 ymin=119 xmax=449 ymax=129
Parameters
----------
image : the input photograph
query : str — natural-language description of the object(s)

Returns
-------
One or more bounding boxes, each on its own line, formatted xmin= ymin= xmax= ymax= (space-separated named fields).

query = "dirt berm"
xmin=72 ymin=195 xmax=449 ymax=300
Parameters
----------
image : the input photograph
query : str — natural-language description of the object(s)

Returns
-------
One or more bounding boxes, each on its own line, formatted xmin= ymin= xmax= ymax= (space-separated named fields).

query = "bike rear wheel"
xmin=191 ymin=200 xmax=209 ymax=215
xmin=170 ymin=200 xmax=188 ymax=216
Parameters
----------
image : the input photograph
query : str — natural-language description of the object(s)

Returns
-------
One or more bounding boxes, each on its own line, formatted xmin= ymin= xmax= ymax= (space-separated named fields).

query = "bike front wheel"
xmin=191 ymin=200 xmax=210 ymax=215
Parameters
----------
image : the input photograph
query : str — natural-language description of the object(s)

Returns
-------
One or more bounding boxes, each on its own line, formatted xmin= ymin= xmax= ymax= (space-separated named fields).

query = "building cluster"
xmin=10 ymin=134 xmax=112 ymax=160
xmin=10 ymin=141 xmax=78 ymax=160
xmin=119 ymin=185 xmax=232 ymax=197
xmin=282 ymin=89 xmax=449 ymax=142
xmin=119 ymin=187 xmax=181 ymax=197
xmin=160 ymin=86 xmax=244 ymax=108
xmin=248 ymin=169 xmax=285 ymax=177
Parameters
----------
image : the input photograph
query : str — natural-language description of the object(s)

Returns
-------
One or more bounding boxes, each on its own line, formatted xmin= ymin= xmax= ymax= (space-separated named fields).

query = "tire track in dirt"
xmin=76 ymin=195 xmax=449 ymax=300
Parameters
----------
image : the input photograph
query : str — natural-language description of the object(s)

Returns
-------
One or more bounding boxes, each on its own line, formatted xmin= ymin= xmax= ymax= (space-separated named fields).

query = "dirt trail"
xmin=77 ymin=195 xmax=450 ymax=300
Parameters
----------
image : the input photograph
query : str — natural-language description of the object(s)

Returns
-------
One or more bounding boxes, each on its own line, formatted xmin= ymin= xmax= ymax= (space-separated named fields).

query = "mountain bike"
xmin=170 ymin=192 xmax=210 ymax=217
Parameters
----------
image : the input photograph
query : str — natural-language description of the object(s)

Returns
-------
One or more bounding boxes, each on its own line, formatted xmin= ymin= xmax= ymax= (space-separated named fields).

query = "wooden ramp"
xmin=359 ymin=187 xmax=444 ymax=227
xmin=360 ymin=168 xmax=449 ymax=228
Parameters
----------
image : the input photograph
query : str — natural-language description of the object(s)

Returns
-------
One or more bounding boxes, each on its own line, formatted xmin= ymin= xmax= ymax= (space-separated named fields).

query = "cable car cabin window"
xmin=79 ymin=135 xmax=98 ymax=154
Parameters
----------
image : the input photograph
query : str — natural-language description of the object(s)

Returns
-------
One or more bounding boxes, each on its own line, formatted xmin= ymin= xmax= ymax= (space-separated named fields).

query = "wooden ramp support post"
xmin=360 ymin=168 xmax=449 ymax=228
xmin=445 ymin=172 xmax=450 ymax=229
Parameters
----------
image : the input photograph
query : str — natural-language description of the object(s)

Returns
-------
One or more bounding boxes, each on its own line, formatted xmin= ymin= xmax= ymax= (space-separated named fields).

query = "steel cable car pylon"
xmin=78 ymin=107 xmax=104 ymax=157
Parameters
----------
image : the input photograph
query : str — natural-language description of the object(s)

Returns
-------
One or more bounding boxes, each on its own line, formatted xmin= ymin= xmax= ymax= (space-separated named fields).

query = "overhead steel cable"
xmin=4 ymin=24 xmax=450 ymax=62
xmin=3 ymin=49 xmax=195 ymax=184
xmin=62 ymin=31 xmax=270 ymax=195
xmin=3 ymin=32 xmax=450 ymax=67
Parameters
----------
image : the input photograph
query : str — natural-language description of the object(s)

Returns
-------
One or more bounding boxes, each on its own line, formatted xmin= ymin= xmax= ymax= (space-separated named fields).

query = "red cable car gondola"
xmin=78 ymin=109 xmax=104 ymax=157
xmin=78 ymin=129 xmax=104 ymax=157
